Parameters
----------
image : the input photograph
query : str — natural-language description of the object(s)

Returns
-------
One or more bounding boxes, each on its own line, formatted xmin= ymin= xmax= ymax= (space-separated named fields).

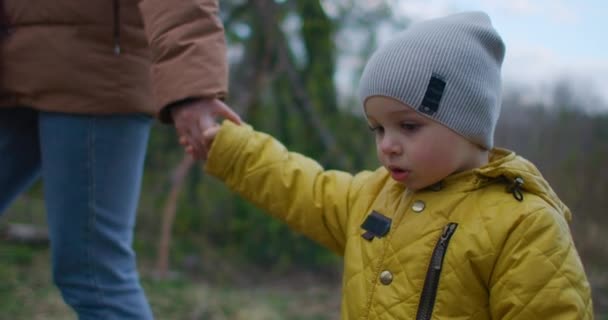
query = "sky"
xmin=389 ymin=0 xmax=608 ymax=112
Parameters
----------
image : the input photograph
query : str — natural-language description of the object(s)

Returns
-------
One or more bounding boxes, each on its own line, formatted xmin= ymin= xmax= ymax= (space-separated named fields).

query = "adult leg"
xmin=39 ymin=112 xmax=154 ymax=319
xmin=0 ymin=108 xmax=41 ymax=215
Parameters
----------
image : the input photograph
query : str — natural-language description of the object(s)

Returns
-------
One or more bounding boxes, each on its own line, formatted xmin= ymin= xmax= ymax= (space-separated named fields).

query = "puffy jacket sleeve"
xmin=138 ymin=0 xmax=228 ymax=122
xmin=204 ymin=121 xmax=371 ymax=255
xmin=489 ymin=207 xmax=594 ymax=319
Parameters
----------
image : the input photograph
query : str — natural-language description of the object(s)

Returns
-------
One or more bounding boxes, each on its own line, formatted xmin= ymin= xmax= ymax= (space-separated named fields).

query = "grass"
xmin=0 ymin=243 xmax=341 ymax=320
xmin=0 ymin=243 xmax=608 ymax=320
xmin=1 ymin=241 xmax=606 ymax=319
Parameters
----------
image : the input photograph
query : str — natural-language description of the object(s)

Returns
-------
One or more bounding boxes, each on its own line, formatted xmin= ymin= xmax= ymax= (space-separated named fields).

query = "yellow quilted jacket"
xmin=205 ymin=121 xmax=594 ymax=320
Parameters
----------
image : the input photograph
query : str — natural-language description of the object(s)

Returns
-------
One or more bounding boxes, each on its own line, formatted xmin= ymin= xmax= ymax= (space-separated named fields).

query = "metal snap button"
xmin=379 ymin=270 xmax=393 ymax=285
xmin=412 ymin=200 xmax=426 ymax=213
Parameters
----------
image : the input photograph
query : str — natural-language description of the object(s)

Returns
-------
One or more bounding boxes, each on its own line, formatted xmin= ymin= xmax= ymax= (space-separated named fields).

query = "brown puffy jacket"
xmin=0 ymin=0 xmax=227 ymax=122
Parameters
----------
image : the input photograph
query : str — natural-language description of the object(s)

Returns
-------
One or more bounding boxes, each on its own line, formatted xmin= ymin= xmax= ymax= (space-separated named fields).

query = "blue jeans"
xmin=0 ymin=108 xmax=154 ymax=319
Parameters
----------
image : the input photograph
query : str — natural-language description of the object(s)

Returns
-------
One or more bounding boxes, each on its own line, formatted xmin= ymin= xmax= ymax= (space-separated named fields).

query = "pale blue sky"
xmin=392 ymin=0 xmax=608 ymax=111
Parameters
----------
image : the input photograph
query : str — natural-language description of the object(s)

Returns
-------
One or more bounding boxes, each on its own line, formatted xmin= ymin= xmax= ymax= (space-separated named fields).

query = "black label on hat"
xmin=419 ymin=74 xmax=446 ymax=116
xmin=361 ymin=211 xmax=392 ymax=241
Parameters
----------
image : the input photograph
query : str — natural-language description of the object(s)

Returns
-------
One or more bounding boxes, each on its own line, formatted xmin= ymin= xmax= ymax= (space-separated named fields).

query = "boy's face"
xmin=364 ymin=96 xmax=485 ymax=191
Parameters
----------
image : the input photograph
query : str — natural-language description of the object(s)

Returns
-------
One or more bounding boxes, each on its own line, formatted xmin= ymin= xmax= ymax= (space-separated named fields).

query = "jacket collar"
xmin=410 ymin=148 xmax=571 ymax=221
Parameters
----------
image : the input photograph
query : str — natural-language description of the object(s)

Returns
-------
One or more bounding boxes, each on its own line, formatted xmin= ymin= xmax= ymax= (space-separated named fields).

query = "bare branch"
xmin=155 ymin=155 xmax=195 ymax=279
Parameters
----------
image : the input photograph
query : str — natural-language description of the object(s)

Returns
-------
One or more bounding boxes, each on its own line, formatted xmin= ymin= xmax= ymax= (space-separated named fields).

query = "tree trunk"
xmin=251 ymin=0 xmax=349 ymax=169
xmin=155 ymin=155 xmax=195 ymax=279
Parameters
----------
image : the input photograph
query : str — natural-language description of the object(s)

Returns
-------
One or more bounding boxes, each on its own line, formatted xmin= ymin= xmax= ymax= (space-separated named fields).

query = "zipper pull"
xmin=440 ymin=223 xmax=457 ymax=242
xmin=432 ymin=223 xmax=458 ymax=270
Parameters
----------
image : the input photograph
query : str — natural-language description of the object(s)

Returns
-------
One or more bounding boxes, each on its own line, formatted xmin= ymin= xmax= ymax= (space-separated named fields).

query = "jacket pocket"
xmin=416 ymin=222 xmax=458 ymax=320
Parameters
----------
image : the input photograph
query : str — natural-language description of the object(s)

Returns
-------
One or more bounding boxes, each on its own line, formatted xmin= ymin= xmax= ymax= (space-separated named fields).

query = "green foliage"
xmin=138 ymin=0 xmax=608 ymax=280
xmin=295 ymin=0 xmax=338 ymax=114
xmin=128 ymin=0 xmax=386 ymax=275
xmin=3 ymin=4 xmax=606 ymax=315
xmin=0 ymin=244 xmax=34 ymax=266
xmin=0 ymin=245 xmax=341 ymax=319
xmin=592 ymin=114 xmax=608 ymax=140
xmin=0 ymin=245 xmax=75 ymax=319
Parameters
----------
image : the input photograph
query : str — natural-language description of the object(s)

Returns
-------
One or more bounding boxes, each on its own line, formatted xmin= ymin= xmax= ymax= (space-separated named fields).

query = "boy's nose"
xmin=380 ymin=136 xmax=401 ymax=155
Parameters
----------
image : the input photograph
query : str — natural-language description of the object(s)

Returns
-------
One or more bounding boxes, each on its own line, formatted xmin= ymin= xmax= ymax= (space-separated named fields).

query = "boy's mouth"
xmin=389 ymin=166 xmax=410 ymax=182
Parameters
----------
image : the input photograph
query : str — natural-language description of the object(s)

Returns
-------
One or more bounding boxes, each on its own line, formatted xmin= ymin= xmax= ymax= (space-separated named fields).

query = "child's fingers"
xmin=178 ymin=124 xmax=219 ymax=159
xmin=185 ymin=145 xmax=194 ymax=155
xmin=201 ymin=125 xmax=220 ymax=152
xmin=204 ymin=124 xmax=220 ymax=134
xmin=179 ymin=135 xmax=189 ymax=146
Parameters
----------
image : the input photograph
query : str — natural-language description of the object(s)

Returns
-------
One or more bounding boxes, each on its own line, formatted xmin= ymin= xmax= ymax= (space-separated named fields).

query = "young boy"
xmin=195 ymin=11 xmax=593 ymax=319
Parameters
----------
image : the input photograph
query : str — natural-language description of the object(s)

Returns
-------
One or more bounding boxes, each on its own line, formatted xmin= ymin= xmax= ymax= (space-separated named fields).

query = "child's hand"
xmin=180 ymin=124 xmax=220 ymax=160
xmin=174 ymin=98 xmax=241 ymax=160
xmin=202 ymin=124 xmax=221 ymax=155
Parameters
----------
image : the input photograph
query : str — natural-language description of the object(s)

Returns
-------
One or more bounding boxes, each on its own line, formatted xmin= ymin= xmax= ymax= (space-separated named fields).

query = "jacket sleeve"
xmin=138 ymin=0 xmax=228 ymax=122
xmin=489 ymin=207 xmax=594 ymax=319
xmin=205 ymin=121 xmax=371 ymax=255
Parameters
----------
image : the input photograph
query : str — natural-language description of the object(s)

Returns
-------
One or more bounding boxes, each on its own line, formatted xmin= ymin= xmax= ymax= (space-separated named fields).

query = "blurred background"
xmin=1 ymin=0 xmax=606 ymax=319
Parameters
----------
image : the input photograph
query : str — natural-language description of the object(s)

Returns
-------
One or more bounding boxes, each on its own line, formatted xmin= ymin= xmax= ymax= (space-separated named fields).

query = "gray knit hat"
xmin=358 ymin=11 xmax=505 ymax=149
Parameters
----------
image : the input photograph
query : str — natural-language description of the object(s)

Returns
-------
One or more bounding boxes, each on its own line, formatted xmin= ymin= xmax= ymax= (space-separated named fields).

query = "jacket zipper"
xmin=415 ymin=222 xmax=458 ymax=320
xmin=113 ymin=0 xmax=121 ymax=55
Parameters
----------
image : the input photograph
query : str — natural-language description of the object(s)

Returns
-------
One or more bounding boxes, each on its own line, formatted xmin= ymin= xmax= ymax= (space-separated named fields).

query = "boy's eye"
xmin=368 ymin=125 xmax=384 ymax=134
xmin=401 ymin=123 xmax=420 ymax=131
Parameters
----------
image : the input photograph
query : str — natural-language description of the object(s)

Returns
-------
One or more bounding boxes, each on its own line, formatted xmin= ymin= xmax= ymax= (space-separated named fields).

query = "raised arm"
xmin=204 ymin=121 xmax=373 ymax=254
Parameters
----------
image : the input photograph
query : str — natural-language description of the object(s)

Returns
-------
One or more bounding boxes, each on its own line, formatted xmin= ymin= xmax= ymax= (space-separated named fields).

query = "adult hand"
xmin=172 ymin=98 xmax=241 ymax=159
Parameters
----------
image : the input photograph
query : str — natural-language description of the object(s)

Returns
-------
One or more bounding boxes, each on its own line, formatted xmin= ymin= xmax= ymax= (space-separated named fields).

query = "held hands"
xmin=178 ymin=124 xmax=221 ymax=159
xmin=172 ymin=98 xmax=241 ymax=160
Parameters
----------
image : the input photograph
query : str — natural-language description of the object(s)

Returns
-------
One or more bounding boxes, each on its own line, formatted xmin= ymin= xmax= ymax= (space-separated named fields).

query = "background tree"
xmin=143 ymin=0 xmax=608 ymax=280
xmin=2 ymin=0 xmax=606 ymax=315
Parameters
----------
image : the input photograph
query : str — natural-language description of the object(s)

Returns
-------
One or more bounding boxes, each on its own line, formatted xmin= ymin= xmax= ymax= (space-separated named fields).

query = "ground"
xmin=0 ymin=243 xmax=341 ymax=320
xmin=1 ymin=243 xmax=606 ymax=319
